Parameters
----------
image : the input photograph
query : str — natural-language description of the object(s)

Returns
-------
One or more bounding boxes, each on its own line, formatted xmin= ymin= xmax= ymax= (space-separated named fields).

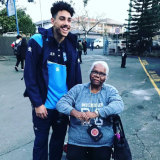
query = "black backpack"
xmin=14 ymin=41 xmax=21 ymax=55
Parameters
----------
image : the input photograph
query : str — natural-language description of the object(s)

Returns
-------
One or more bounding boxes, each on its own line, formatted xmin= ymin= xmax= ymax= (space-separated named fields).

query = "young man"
xmin=24 ymin=1 xmax=82 ymax=160
xmin=11 ymin=35 xmax=23 ymax=71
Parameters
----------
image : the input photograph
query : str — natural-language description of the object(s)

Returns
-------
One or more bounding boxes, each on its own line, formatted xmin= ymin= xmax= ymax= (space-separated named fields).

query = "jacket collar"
xmin=38 ymin=27 xmax=77 ymax=47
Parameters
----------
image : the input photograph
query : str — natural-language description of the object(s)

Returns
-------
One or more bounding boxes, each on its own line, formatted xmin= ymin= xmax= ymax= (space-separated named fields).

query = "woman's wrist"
xmin=94 ymin=110 xmax=99 ymax=117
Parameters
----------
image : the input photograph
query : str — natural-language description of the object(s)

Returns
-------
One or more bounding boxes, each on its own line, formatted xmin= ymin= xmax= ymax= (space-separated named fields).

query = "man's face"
xmin=90 ymin=64 xmax=106 ymax=87
xmin=51 ymin=10 xmax=72 ymax=37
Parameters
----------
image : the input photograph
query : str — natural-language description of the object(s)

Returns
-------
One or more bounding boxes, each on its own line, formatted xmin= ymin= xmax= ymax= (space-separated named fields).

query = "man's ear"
xmin=51 ymin=17 xmax=55 ymax=26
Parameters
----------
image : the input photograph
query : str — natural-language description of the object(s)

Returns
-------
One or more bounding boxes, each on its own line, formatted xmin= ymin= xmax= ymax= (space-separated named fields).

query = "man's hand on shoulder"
xmin=35 ymin=104 xmax=48 ymax=119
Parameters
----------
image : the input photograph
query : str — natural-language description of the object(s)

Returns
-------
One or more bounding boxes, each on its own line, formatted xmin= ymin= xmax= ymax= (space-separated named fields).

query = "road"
xmin=0 ymin=50 xmax=160 ymax=160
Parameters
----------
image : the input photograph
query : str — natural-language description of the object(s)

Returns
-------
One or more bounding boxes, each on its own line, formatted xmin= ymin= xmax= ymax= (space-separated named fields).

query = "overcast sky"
xmin=18 ymin=0 xmax=130 ymax=23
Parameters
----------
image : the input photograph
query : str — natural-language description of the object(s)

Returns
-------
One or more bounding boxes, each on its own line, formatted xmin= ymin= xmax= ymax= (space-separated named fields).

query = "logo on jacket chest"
xmin=56 ymin=67 xmax=60 ymax=72
xmin=50 ymin=52 xmax=55 ymax=56
xmin=28 ymin=47 xmax=32 ymax=52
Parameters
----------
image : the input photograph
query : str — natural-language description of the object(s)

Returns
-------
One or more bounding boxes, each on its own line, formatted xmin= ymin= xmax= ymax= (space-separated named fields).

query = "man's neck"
xmin=53 ymin=29 xmax=65 ymax=44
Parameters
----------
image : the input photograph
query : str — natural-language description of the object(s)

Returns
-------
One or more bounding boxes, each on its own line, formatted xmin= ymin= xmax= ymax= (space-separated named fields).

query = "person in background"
xmin=82 ymin=38 xmax=87 ymax=55
xmin=90 ymin=40 xmax=94 ymax=51
xmin=11 ymin=35 xmax=22 ymax=71
xmin=77 ymin=40 xmax=83 ymax=63
xmin=56 ymin=61 xmax=124 ymax=160
xmin=24 ymin=1 xmax=82 ymax=160
xmin=19 ymin=37 xmax=28 ymax=71
xmin=121 ymin=48 xmax=127 ymax=68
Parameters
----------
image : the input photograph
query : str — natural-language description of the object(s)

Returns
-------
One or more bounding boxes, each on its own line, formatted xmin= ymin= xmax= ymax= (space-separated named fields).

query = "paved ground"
xmin=0 ymin=50 xmax=160 ymax=160
xmin=139 ymin=56 xmax=160 ymax=90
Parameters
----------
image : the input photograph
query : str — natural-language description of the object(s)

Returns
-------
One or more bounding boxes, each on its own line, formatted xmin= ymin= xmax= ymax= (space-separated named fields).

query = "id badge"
xmin=87 ymin=124 xmax=103 ymax=142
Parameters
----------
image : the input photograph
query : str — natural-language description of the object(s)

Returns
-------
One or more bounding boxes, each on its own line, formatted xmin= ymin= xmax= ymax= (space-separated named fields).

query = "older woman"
xmin=56 ymin=61 xmax=124 ymax=160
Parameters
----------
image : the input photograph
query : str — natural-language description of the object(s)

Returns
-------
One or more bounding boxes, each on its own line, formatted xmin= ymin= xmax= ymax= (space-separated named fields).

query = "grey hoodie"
xmin=56 ymin=83 xmax=124 ymax=147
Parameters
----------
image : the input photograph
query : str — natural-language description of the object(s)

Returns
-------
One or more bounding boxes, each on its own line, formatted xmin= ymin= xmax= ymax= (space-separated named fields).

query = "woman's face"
xmin=90 ymin=64 xmax=106 ymax=88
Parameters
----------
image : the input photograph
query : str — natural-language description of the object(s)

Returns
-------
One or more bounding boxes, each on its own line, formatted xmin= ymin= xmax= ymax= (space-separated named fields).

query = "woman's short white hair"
xmin=90 ymin=61 xmax=109 ymax=77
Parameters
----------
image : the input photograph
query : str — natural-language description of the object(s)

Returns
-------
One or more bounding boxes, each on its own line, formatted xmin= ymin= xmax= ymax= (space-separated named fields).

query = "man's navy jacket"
xmin=24 ymin=27 xmax=82 ymax=108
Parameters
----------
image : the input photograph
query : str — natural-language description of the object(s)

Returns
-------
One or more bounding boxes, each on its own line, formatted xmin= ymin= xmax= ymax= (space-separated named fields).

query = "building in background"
xmin=35 ymin=17 xmax=125 ymax=38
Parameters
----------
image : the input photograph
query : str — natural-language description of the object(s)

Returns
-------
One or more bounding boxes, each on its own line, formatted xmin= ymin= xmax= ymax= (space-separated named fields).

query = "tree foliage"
xmin=73 ymin=0 xmax=102 ymax=38
xmin=0 ymin=8 xmax=36 ymax=35
xmin=0 ymin=0 xmax=5 ymax=5
xmin=126 ymin=0 xmax=160 ymax=53
xmin=83 ymin=0 xmax=89 ymax=7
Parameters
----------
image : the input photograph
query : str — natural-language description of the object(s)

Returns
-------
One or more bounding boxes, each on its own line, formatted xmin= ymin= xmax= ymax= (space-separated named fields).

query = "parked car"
xmin=152 ymin=40 xmax=160 ymax=50
xmin=2 ymin=32 xmax=22 ymax=37
xmin=93 ymin=38 xmax=103 ymax=48
xmin=109 ymin=39 xmax=126 ymax=51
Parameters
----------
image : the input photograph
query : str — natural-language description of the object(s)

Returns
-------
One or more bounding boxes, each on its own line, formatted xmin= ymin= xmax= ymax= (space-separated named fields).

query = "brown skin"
xmin=70 ymin=109 xmax=89 ymax=122
xmin=35 ymin=10 xmax=72 ymax=119
xmin=90 ymin=64 xmax=106 ymax=93
xmin=71 ymin=64 xmax=107 ymax=121
xmin=35 ymin=104 xmax=48 ymax=119
xmin=51 ymin=10 xmax=72 ymax=43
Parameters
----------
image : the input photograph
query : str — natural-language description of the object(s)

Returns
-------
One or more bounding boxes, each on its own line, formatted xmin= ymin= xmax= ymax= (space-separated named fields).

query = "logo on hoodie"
xmin=28 ymin=47 xmax=32 ymax=52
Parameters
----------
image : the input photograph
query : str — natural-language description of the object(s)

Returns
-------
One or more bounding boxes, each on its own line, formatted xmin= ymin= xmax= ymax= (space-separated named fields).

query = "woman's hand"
xmin=85 ymin=111 xmax=98 ymax=119
xmin=70 ymin=109 xmax=90 ymax=121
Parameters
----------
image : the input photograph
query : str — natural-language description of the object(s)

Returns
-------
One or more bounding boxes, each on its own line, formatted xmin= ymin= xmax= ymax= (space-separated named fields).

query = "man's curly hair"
xmin=51 ymin=1 xmax=75 ymax=18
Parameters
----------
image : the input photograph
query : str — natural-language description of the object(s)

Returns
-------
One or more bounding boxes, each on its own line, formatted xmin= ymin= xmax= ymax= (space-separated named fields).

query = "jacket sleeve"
xmin=56 ymin=84 xmax=79 ymax=115
xmin=68 ymin=33 xmax=82 ymax=85
xmin=24 ymin=36 xmax=43 ymax=107
xmin=98 ymin=86 xmax=124 ymax=118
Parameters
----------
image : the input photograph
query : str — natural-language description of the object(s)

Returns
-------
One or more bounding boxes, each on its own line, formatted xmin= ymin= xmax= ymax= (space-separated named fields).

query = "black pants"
xmin=15 ymin=55 xmax=24 ymax=69
xmin=83 ymin=49 xmax=87 ymax=55
xmin=32 ymin=109 xmax=68 ymax=160
xmin=78 ymin=51 xmax=82 ymax=62
xmin=121 ymin=57 xmax=126 ymax=68
xmin=67 ymin=144 xmax=112 ymax=160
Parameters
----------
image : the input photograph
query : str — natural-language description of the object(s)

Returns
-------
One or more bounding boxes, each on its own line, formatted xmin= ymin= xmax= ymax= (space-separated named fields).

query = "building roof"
xmin=102 ymin=18 xmax=124 ymax=26
xmin=35 ymin=19 xmax=51 ymax=26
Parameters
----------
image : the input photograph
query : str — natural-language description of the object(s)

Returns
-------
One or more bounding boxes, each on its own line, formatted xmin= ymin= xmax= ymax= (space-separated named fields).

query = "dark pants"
xmin=67 ymin=144 xmax=112 ymax=160
xmin=78 ymin=51 xmax=82 ymax=63
xmin=83 ymin=49 xmax=87 ymax=55
xmin=32 ymin=109 xmax=68 ymax=160
xmin=15 ymin=55 xmax=24 ymax=69
xmin=121 ymin=57 xmax=126 ymax=68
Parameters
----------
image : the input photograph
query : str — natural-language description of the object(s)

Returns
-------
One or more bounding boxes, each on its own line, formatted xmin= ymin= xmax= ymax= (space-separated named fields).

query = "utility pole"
xmin=39 ymin=0 xmax=43 ymax=27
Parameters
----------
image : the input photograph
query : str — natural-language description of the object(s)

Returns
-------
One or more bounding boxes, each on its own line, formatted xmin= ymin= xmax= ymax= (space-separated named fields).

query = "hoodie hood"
xmin=38 ymin=27 xmax=49 ymax=37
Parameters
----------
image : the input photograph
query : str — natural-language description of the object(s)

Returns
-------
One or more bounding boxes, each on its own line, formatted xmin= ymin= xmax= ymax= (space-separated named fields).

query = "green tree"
xmin=126 ymin=0 xmax=160 ymax=54
xmin=0 ymin=8 xmax=36 ymax=35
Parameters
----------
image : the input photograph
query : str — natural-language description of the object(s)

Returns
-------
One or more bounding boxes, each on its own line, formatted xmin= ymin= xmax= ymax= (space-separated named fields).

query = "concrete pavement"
xmin=0 ymin=51 xmax=160 ymax=160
